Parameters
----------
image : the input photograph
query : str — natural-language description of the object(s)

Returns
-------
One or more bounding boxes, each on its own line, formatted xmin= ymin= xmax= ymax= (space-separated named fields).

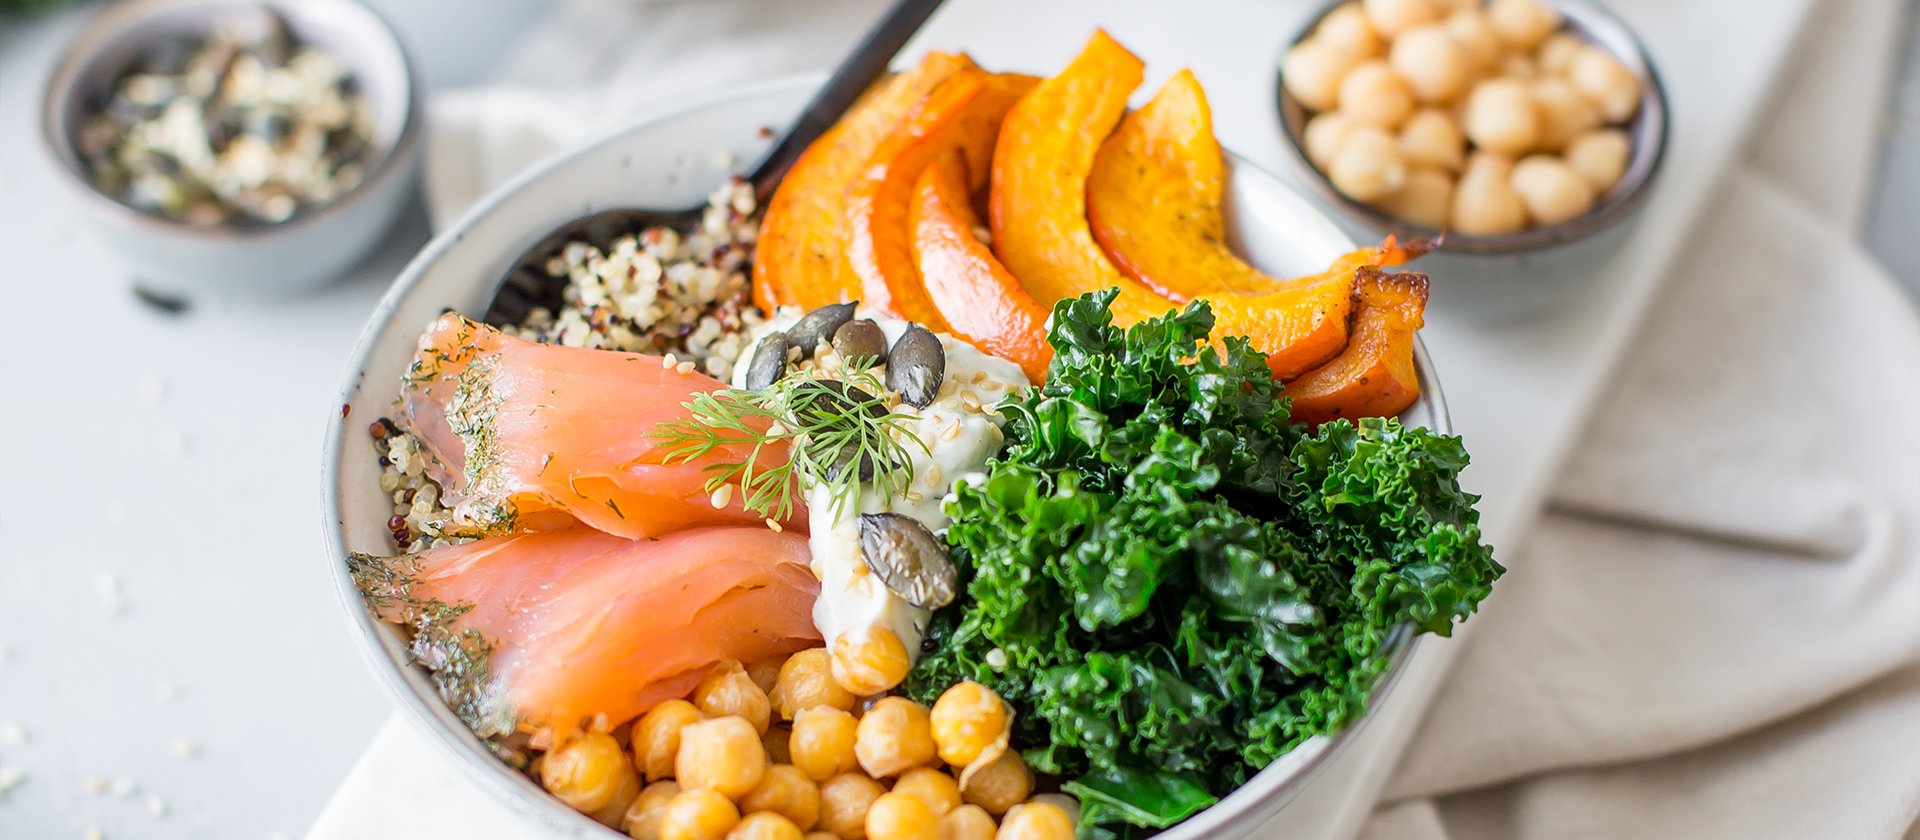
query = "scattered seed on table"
xmin=155 ymin=683 xmax=180 ymax=702
xmin=136 ymin=375 xmax=166 ymax=402
xmin=0 ymin=767 xmax=22 ymax=799
xmin=159 ymin=430 xmax=187 ymax=457
xmin=146 ymin=795 xmax=168 ymax=817
xmin=172 ymin=738 xmax=199 ymax=758
xmin=109 ymin=778 xmax=136 ymax=798
xmin=0 ymin=721 xmax=25 ymax=746
xmin=83 ymin=776 xmax=108 ymax=793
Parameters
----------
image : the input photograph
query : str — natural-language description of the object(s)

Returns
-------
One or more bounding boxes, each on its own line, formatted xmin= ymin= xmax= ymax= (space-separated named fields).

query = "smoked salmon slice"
xmin=400 ymin=313 xmax=801 ymax=540
xmin=352 ymin=526 xmax=822 ymax=737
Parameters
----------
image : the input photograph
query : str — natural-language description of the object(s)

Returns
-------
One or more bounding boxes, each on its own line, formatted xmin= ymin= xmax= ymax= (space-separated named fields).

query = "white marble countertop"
xmin=0 ymin=1 xmax=1908 ymax=839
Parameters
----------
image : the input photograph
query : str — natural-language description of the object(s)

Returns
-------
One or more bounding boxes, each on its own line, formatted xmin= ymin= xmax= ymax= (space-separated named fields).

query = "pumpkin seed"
xmin=859 ymin=512 xmax=957 ymax=609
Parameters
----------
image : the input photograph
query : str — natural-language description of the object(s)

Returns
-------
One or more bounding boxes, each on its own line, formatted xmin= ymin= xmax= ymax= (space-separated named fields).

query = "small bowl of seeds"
xmin=40 ymin=0 xmax=421 ymax=299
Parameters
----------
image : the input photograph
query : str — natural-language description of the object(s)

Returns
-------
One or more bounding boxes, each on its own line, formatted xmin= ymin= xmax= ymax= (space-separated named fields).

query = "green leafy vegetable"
xmin=908 ymin=290 xmax=1500 ymax=836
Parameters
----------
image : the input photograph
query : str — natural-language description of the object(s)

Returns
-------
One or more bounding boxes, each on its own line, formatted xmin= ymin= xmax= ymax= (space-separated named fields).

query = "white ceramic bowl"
xmin=322 ymin=76 xmax=1445 ymax=837
xmin=40 ymin=0 xmax=422 ymax=299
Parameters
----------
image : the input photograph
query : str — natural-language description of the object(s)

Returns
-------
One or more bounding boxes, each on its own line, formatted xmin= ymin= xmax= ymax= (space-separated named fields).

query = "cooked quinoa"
xmin=370 ymin=179 xmax=764 ymax=553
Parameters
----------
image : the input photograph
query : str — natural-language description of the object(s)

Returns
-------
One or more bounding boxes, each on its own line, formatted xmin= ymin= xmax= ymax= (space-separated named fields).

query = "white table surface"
xmin=0 ymin=0 xmax=1889 ymax=838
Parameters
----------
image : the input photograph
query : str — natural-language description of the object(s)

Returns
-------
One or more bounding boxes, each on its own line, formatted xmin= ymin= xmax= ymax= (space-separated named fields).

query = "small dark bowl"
xmin=1276 ymin=0 xmax=1670 ymax=255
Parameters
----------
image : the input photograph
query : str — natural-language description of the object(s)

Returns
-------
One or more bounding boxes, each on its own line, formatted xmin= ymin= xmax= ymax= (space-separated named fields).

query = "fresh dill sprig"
xmin=650 ymin=362 xmax=929 ymax=521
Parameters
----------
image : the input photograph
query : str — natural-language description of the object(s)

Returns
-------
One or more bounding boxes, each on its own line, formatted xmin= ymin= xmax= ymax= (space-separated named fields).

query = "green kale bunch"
xmin=907 ymin=290 xmax=1501 ymax=836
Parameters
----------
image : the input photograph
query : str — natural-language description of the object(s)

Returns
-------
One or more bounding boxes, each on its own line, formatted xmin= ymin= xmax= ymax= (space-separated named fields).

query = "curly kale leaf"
xmin=909 ymin=292 xmax=1501 ymax=836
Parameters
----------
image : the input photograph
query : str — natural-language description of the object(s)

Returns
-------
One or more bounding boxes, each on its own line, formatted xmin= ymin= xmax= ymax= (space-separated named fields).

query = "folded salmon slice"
xmin=401 ymin=313 xmax=800 ymax=539
xmin=354 ymin=526 xmax=822 ymax=737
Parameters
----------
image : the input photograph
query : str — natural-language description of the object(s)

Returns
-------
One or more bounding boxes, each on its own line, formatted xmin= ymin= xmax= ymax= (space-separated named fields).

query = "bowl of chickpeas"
xmin=1276 ymin=0 xmax=1668 ymax=255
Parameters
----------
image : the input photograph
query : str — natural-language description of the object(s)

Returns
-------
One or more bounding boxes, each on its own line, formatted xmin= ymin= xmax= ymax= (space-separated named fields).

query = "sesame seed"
xmin=940 ymin=423 xmax=962 ymax=441
xmin=924 ymin=464 xmax=943 ymax=486
xmin=766 ymin=519 xmax=784 ymax=533
xmin=159 ymin=430 xmax=187 ymax=456
xmin=83 ymin=776 xmax=108 ymax=793
xmin=675 ymin=361 xmax=696 ymax=375
xmin=661 ymin=352 xmax=678 ymax=369
xmin=959 ymin=391 xmax=982 ymax=411
xmin=905 ymin=491 xmax=925 ymax=503
xmin=0 ymin=767 xmax=21 ymax=799
xmin=84 ymin=829 xmax=103 ymax=840
xmin=0 ymin=721 xmax=25 ymax=746
xmin=155 ymin=683 xmax=179 ymax=702
xmin=146 ymin=795 xmax=168 ymax=816
xmin=986 ymin=647 xmax=1008 ymax=669
xmin=171 ymin=738 xmax=199 ymax=758
xmin=137 ymin=375 xmax=166 ymax=402
xmin=109 ymin=778 xmax=136 ymax=798
xmin=709 ymin=485 xmax=734 ymax=510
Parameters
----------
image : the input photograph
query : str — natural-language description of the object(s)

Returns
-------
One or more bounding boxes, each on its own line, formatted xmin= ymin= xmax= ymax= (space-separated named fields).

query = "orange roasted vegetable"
xmin=1285 ymin=267 xmax=1429 ymax=426
xmin=989 ymin=30 xmax=1176 ymax=325
xmin=1210 ymin=238 xmax=1431 ymax=380
xmin=843 ymin=70 xmax=1038 ymax=328
xmin=754 ymin=52 xmax=976 ymax=313
xmin=912 ymin=151 xmax=1052 ymax=382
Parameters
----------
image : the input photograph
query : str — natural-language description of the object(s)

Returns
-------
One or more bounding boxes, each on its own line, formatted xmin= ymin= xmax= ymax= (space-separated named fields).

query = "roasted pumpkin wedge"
xmin=1285 ymin=266 xmax=1429 ymax=426
xmin=754 ymin=51 xmax=976 ymax=313
xmin=843 ymin=69 xmax=1038 ymax=328
xmin=989 ymin=30 xmax=1176 ymax=325
xmin=912 ymin=151 xmax=1052 ymax=382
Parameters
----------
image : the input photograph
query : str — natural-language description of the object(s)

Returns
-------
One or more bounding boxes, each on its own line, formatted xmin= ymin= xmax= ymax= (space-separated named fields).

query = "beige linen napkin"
xmin=1357 ymin=0 xmax=1920 ymax=833
xmin=409 ymin=1 xmax=1920 ymax=838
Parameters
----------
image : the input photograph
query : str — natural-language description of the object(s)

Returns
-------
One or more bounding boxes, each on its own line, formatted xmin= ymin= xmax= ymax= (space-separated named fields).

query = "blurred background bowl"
xmin=1275 ymin=0 xmax=1670 ymax=320
xmin=39 ymin=0 xmax=422 ymax=299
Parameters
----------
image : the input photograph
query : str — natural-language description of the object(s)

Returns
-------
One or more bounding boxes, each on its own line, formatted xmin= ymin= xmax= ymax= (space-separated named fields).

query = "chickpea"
xmin=1361 ymin=0 xmax=1439 ymax=38
xmin=1399 ymin=108 xmax=1464 ymax=171
xmin=696 ymin=661 xmax=774 ymax=735
xmin=1377 ymin=166 xmax=1454 ymax=230
xmin=628 ymin=781 xmax=684 ymax=840
xmin=544 ymin=732 xmax=642 ymax=816
xmin=994 ymin=802 xmax=1073 ymax=840
xmin=1303 ymin=112 xmax=1360 ymax=170
xmin=790 ymin=707 xmax=861 ymax=781
xmin=865 ymin=792 xmax=940 ymax=840
xmin=1025 ymin=796 xmax=1078 ymax=827
xmin=1510 ymin=154 xmax=1595 ymax=225
xmin=892 ymin=768 xmax=962 ymax=817
xmin=773 ymin=649 xmax=858 ymax=719
xmin=1336 ymin=60 xmax=1413 ymax=128
xmin=593 ymin=766 xmax=646 ymax=828
xmin=1388 ymin=25 xmax=1469 ymax=104
xmin=1536 ymin=32 xmax=1584 ymax=76
xmin=1487 ymin=0 xmax=1562 ymax=49
xmin=1281 ymin=38 xmax=1360 ymax=112
xmin=831 ymin=628 xmax=912 ymax=697
xmin=1451 ymin=153 xmax=1528 ymax=235
xmin=856 ymin=697 xmax=938 ymax=778
xmin=741 ymin=765 xmax=822 ymax=830
xmin=1463 ymin=78 xmax=1539 ymax=155
xmin=729 ymin=812 xmax=806 ymax=840
xmin=1328 ymin=125 xmax=1408 ymax=202
xmin=748 ymin=655 xmax=790 ymax=695
xmin=662 ymin=788 xmax=743 ymax=840
xmin=1316 ymin=3 xmax=1385 ymax=59
xmin=1568 ymin=45 xmax=1641 ymax=122
xmin=1444 ymin=9 xmax=1504 ymax=71
xmin=1564 ymin=128 xmax=1631 ymax=193
xmin=637 ymin=700 xmax=706 ymax=781
xmin=818 ymin=773 xmax=887 ymax=840
xmin=929 ymin=682 xmax=1010 ymax=768
xmin=957 ymin=752 xmax=1031 ymax=817
xmin=938 ymin=805 xmax=997 ymax=840
xmin=677 ymin=716 xmax=769 ymax=800
xmin=1501 ymin=53 xmax=1538 ymax=80
xmin=809 ymin=833 xmax=842 ymax=840
xmin=1531 ymin=78 xmax=1600 ymax=152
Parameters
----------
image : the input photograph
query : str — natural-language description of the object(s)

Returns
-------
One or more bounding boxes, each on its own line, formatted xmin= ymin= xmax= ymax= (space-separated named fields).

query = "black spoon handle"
xmin=746 ymin=0 xmax=948 ymax=201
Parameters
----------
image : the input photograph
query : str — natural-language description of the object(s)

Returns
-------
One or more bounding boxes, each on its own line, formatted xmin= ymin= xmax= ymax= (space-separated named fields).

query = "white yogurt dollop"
xmin=734 ymin=311 xmax=1029 ymax=659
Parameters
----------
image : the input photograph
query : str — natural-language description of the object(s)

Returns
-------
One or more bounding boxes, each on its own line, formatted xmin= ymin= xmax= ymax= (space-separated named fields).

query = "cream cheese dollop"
xmin=733 ymin=310 xmax=1029 ymax=660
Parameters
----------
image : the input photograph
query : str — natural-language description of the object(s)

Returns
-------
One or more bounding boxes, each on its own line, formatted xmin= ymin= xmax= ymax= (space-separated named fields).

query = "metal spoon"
xmin=483 ymin=0 xmax=947 ymax=325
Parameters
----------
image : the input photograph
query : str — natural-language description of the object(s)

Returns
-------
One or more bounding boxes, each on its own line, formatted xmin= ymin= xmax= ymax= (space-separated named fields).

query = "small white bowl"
xmin=39 ymin=0 xmax=423 ymax=299
xmin=322 ymin=76 xmax=1447 ymax=838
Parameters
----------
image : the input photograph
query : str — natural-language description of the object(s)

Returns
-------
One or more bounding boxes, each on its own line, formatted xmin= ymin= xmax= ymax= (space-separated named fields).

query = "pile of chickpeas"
xmin=534 ymin=649 xmax=1075 ymax=840
xmin=1283 ymin=0 xmax=1642 ymax=235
